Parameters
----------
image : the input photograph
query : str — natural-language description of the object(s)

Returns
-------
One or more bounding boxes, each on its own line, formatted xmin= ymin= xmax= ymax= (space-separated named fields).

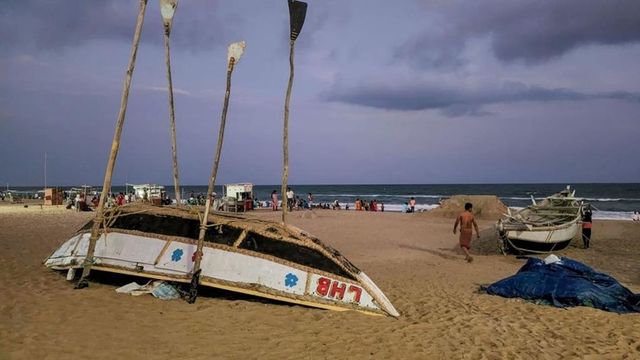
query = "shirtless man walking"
xmin=453 ymin=202 xmax=480 ymax=262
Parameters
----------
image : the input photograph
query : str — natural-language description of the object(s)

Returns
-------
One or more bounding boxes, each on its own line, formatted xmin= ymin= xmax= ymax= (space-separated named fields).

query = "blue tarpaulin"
xmin=485 ymin=256 xmax=640 ymax=313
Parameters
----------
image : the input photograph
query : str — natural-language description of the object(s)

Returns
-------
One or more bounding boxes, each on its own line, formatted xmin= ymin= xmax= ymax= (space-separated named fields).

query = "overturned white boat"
xmin=45 ymin=203 xmax=399 ymax=317
xmin=496 ymin=187 xmax=584 ymax=254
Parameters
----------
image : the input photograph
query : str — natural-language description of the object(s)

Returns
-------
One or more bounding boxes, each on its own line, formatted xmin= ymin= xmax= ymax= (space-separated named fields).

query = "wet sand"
xmin=1 ymin=204 xmax=639 ymax=359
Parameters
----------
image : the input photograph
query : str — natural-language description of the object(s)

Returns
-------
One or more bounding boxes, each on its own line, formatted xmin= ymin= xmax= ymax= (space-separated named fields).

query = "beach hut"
xmin=44 ymin=188 xmax=63 ymax=205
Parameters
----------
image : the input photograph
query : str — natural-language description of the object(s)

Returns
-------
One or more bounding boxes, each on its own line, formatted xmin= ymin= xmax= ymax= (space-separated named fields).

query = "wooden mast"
xmin=189 ymin=41 xmax=246 ymax=303
xmin=160 ymin=0 xmax=182 ymax=206
xmin=76 ymin=0 xmax=148 ymax=288
xmin=281 ymin=0 xmax=307 ymax=224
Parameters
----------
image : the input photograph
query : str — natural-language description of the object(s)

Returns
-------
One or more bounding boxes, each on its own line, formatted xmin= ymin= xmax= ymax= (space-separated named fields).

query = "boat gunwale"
xmin=59 ymin=228 xmax=361 ymax=285
xmin=84 ymin=203 xmax=362 ymax=274
xmin=501 ymin=215 xmax=581 ymax=232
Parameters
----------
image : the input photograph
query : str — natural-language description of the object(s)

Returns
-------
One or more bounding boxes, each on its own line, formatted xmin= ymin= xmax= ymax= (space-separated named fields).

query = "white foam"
xmin=319 ymin=193 xmax=445 ymax=199
xmin=592 ymin=211 xmax=634 ymax=221
xmin=330 ymin=202 xmax=440 ymax=212
xmin=381 ymin=204 xmax=440 ymax=212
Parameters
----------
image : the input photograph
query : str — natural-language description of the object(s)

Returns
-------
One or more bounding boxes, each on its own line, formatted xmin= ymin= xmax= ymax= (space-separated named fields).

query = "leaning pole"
xmin=76 ymin=0 xmax=148 ymax=288
xmin=160 ymin=0 xmax=182 ymax=206
xmin=189 ymin=41 xmax=246 ymax=303
xmin=281 ymin=0 xmax=307 ymax=224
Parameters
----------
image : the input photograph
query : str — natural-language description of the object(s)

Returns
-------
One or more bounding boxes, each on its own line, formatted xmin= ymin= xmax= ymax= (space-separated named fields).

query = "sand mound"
xmin=425 ymin=195 xmax=508 ymax=220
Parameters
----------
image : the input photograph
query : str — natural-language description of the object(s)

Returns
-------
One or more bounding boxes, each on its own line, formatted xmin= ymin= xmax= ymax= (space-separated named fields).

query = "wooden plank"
xmin=154 ymin=239 xmax=173 ymax=265
xmin=91 ymin=265 xmax=190 ymax=283
xmin=199 ymin=280 xmax=383 ymax=317
xmin=232 ymin=229 xmax=248 ymax=247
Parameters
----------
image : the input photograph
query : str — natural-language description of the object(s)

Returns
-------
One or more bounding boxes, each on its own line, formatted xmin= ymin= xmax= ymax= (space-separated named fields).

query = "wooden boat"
xmin=496 ymin=187 xmax=584 ymax=254
xmin=44 ymin=203 xmax=400 ymax=317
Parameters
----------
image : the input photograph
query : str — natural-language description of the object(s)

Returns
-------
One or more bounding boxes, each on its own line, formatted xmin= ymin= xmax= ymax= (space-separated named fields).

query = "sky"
xmin=1 ymin=0 xmax=639 ymax=186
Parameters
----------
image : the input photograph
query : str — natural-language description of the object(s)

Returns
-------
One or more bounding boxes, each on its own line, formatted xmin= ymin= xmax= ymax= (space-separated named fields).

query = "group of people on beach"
xmin=402 ymin=197 xmax=417 ymax=213
xmin=268 ymin=188 xmax=315 ymax=211
xmin=354 ymin=198 xmax=384 ymax=212
xmin=67 ymin=191 xmax=139 ymax=211
xmin=268 ymin=188 xmax=383 ymax=211
xmin=266 ymin=191 xmax=427 ymax=214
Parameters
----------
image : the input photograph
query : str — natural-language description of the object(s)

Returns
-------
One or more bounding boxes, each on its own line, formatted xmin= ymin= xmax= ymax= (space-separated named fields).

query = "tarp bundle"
xmin=485 ymin=256 xmax=640 ymax=313
xmin=116 ymin=281 xmax=180 ymax=300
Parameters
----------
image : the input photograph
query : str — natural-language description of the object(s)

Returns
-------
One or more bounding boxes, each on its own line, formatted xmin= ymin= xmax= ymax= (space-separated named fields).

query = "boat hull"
xmin=45 ymin=231 xmax=397 ymax=316
xmin=505 ymin=220 xmax=580 ymax=243
xmin=501 ymin=220 xmax=580 ymax=253
xmin=506 ymin=238 xmax=572 ymax=253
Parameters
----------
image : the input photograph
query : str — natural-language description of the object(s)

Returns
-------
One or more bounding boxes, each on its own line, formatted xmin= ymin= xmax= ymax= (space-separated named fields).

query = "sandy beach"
xmin=1 ymin=203 xmax=639 ymax=359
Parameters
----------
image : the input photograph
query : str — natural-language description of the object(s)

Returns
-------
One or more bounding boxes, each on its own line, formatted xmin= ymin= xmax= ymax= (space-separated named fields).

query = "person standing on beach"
xmin=116 ymin=192 xmax=125 ymax=206
xmin=271 ymin=190 xmax=278 ymax=211
xmin=307 ymin=193 xmax=314 ymax=209
xmin=582 ymin=206 xmax=593 ymax=249
xmin=286 ymin=187 xmax=294 ymax=211
xmin=409 ymin=197 xmax=416 ymax=212
xmin=453 ymin=202 xmax=480 ymax=262
xmin=355 ymin=198 xmax=362 ymax=211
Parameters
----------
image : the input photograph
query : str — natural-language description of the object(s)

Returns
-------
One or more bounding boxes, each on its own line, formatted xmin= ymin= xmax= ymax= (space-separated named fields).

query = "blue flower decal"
xmin=171 ymin=248 xmax=184 ymax=262
xmin=284 ymin=273 xmax=298 ymax=288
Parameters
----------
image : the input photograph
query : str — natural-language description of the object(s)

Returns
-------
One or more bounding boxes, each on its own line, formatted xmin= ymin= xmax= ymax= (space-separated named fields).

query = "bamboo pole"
xmin=76 ymin=0 xmax=148 ymax=289
xmin=281 ymin=39 xmax=295 ymax=224
xmin=189 ymin=42 xmax=245 ymax=303
xmin=281 ymin=1 xmax=307 ymax=224
xmin=160 ymin=0 xmax=182 ymax=206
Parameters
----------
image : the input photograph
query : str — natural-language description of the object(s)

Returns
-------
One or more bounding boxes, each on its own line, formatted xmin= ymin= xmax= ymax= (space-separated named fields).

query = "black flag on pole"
xmin=288 ymin=0 xmax=307 ymax=41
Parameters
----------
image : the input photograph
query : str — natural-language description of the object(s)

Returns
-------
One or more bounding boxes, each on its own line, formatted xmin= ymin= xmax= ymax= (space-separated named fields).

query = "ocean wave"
xmin=381 ymin=204 xmax=440 ymax=212
xmin=501 ymin=196 xmax=640 ymax=202
xmin=591 ymin=211 xmax=635 ymax=221
xmin=316 ymin=194 xmax=445 ymax=199
xmin=582 ymin=197 xmax=640 ymax=202
xmin=322 ymin=202 xmax=440 ymax=212
xmin=330 ymin=203 xmax=634 ymax=220
xmin=317 ymin=194 xmax=640 ymax=202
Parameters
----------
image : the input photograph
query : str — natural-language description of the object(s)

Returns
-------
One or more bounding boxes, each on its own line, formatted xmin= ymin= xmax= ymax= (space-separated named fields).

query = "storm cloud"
xmin=1 ymin=1 xmax=639 ymax=185
xmin=396 ymin=0 xmax=640 ymax=68
xmin=0 ymin=0 xmax=231 ymax=53
xmin=325 ymin=80 xmax=640 ymax=116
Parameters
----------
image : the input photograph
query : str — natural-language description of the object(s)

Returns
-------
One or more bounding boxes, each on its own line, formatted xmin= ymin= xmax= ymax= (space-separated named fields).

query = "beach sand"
xmin=1 ymin=203 xmax=639 ymax=359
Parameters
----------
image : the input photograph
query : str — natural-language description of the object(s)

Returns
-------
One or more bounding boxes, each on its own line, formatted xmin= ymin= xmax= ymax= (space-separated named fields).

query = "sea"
xmin=5 ymin=183 xmax=639 ymax=221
